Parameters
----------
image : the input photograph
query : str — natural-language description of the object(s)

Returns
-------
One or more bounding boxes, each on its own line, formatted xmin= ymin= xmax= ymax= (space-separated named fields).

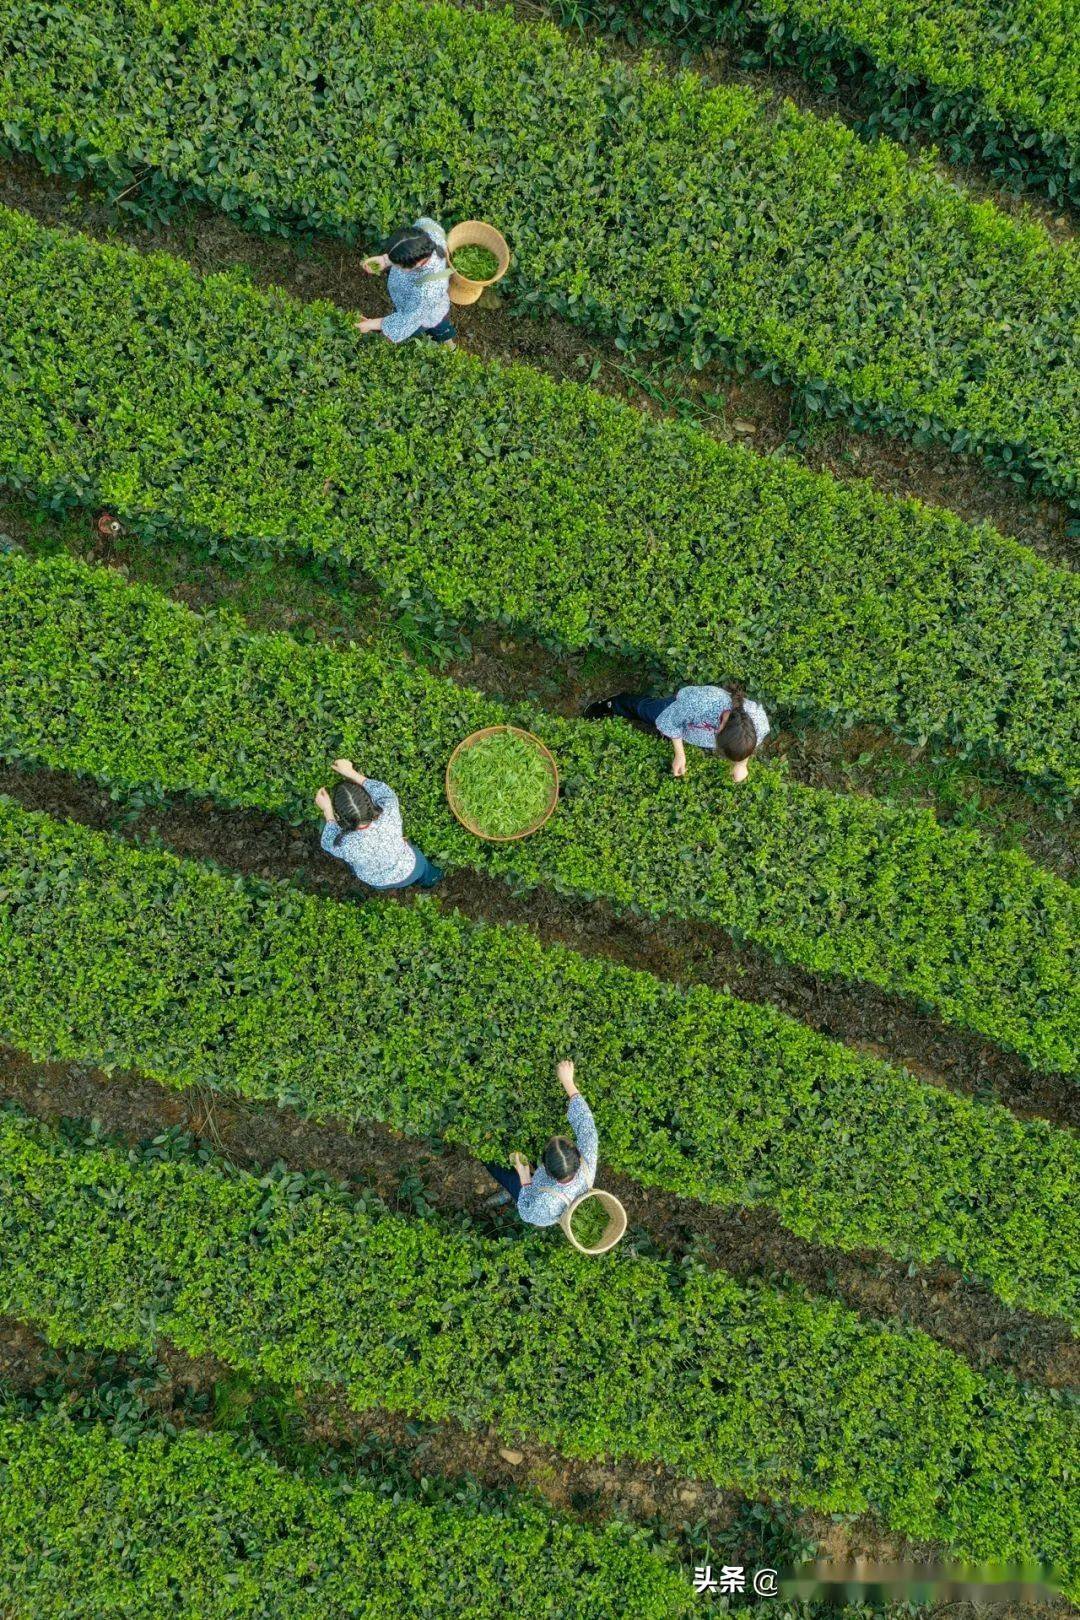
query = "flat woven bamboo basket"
xmin=446 ymin=725 xmax=559 ymax=842
xmin=447 ymin=220 xmax=511 ymax=306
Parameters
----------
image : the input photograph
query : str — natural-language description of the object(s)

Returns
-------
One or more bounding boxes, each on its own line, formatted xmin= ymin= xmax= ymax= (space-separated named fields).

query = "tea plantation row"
xmin=1 ymin=211 xmax=1075 ymax=792
xmin=2 ymin=551 xmax=1074 ymax=1072
xmin=0 ymin=1413 xmax=688 ymax=1618
xmin=2 ymin=798 xmax=1075 ymax=1323
xmin=557 ymin=0 xmax=1080 ymax=208
xmin=2 ymin=1105 xmax=1076 ymax=1587
xmin=1 ymin=3 xmax=1077 ymax=502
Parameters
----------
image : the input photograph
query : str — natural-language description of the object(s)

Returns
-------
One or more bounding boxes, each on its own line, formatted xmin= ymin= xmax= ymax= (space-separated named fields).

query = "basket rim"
xmin=446 ymin=219 xmax=511 ymax=288
xmin=561 ymin=1189 xmax=628 ymax=1256
xmin=446 ymin=724 xmax=559 ymax=842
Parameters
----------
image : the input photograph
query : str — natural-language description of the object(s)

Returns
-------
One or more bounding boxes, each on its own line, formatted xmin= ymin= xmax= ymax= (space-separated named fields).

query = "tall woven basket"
xmin=559 ymin=1190 xmax=627 ymax=1256
xmin=447 ymin=220 xmax=511 ymax=306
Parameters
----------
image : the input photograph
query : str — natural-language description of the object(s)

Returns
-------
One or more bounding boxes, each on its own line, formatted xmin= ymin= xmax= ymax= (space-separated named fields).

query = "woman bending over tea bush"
xmin=484 ymin=1061 xmax=599 ymax=1227
xmin=357 ymin=217 xmax=456 ymax=346
xmin=315 ymin=758 xmax=443 ymax=890
xmin=585 ymin=684 xmax=770 ymax=783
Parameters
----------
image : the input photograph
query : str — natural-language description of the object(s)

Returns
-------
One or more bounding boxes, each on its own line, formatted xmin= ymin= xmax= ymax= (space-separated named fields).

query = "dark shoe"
xmin=583 ymin=698 xmax=614 ymax=721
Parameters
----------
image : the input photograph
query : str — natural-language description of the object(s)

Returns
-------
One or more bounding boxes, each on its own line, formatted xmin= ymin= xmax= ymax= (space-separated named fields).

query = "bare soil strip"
xmin=0 ymin=1314 xmax=965 ymax=1594
xmin=1 ymin=763 xmax=1071 ymax=1131
xmin=0 ymin=152 xmax=1071 ymax=571
xmin=3 ymin=970 xmax=1076 ymax=1393
xmin=4 ymin=497 xmax=1074 ymax=881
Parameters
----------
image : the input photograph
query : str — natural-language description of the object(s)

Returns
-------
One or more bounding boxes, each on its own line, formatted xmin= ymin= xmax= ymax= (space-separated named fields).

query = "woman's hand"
xmin=333 ymin=758 xmax=365 ymax=784
xmin=361 ymin=254 xmax=388 ymax=274
xmin=510 ymin=1152 xmax=532 ymax=1187
xmin=356 ymin=316 xmax=382 ymax=335
xmin=729 ymin=759 xmax=750 ymax=785
xmin=671 ymin=739 xmax=687 ymax=778
xmin=557 ymin=1060 xmax=578 ymax=1098
xmin=314 ymin=787 xmax=334 ymax=820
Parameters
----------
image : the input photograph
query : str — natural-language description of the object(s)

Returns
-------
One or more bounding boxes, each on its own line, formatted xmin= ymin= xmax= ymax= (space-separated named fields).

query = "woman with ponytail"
xmin=357 ymin=217 xmax=456 ymax=346
xmin=315 ymin=759 xmax=443 ymax=890
xmin=584 ymin=683 xmax=769 ymax=783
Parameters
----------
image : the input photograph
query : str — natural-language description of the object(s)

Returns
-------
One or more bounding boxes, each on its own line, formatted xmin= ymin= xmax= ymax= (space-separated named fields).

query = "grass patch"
xmin=447 ymin=727 xmax=557 ymax=839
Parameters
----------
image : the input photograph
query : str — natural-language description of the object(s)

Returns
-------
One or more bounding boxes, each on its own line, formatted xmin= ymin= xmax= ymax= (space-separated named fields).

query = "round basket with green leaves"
xmin=446 ymin=725 xmax=559 ymax=842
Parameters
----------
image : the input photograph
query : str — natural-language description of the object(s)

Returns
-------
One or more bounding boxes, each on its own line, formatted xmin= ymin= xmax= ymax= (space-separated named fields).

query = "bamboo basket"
xmin=447 ymin=220 xmax=511 ymax=306
xmin=560 ymin=1189 xmax=627 ymax=1256
xmin=446 ymin=725 xmax=559 ymax=842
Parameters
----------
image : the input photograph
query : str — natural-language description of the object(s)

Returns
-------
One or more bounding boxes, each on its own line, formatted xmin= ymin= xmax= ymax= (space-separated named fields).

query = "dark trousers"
xmin=408 ymin=316 xmax=456 ymax=344
xmin=484 ymin=1161 xmax=523 ymax=1199
xmin=585 ymin=692 xmax=672 ymax=737
xmin=381 ymin=851 xmax=443 ymax=892
xmin=403 ymin=850 xmax=444 ymax=889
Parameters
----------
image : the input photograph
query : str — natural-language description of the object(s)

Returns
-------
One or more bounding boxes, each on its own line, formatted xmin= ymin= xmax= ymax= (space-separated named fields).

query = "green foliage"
xmin=0 ymin=4 xmax=1076 ymax=503
xmin=555 ymin=0 xmax=1080 ymax=209
xmin=447 ymin=728 xmax=557 ymax=838
xmin=0 ymin=796 xmax=1076 ymax=1324
xmin=0 ymin=1106 xmax=1076 ymax=1589
xmin=1 ymin=550 xmax=1075 ymax=1072
xmin=569 ymin=1197 xmax=611 ymax=1248
xmin=0 ymin=1410 xmax=690 ymax=1617
xmin=452 ymin=244 xmax=500 ymax=281
xmin=0 ymin=211 xmax=1076 ymax=794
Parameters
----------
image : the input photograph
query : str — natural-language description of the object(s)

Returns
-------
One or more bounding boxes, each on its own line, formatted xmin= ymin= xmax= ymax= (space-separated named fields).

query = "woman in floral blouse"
xmin=315 ymin=759 xmax=443 ymax=890
xmin=584 ymin=684 xmax=769 ymax=783
xmin=357 ymin=217 xmax=456 ymax=347
xmin=483 ymin=1061 xmax=599 ymax=1228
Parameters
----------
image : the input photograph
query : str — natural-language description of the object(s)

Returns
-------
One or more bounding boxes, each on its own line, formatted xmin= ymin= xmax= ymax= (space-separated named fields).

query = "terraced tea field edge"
xmin=1 ymin=1105 xmax=1076 ymax=1589
xmin=0 ymin=2 xmax=1078 ymax=505
xmin=555 ymin=0 xmax=1080 ymax=211
xmin=3 ymin=550 xmax=1077 ymax=1073
xmin=0 ymin=210 xmax=1076 ymax=796
xmin=0 ymin=1411 xmax=691 ymax=1618
xmin=1 ymin=796 xmax=1076 ymax=1325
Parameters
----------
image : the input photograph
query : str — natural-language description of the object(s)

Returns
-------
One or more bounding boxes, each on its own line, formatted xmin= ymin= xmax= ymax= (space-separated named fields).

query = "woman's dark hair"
xmin=715 ymin=685 xmax=758 ymax=762
xmin=543 ymin=1135 xmax=581 ymax=1182
xmin=332 ymin=780 xmax=380 ymax=840
xmin=384 ymin=226 xmax=439 ymax=268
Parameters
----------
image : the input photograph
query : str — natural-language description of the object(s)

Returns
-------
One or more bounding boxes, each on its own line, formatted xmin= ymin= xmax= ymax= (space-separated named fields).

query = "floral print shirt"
xmin=655 ymin=685 xmax=770 ymax=752
xmin=383 ymin=216 xmax=452 ymax=343
xmin=517 ymin=1096 xmax=599 ymax=1228
xmin=319 ymin=779 xmax=420 ymax=888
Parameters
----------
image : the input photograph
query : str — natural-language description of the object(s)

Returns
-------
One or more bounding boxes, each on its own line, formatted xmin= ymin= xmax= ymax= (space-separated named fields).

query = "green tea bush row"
xmin=556 ymin=0 xmax=1080 ymax=210
xmin=0 ymin=1412 xmax=690 ymax=1618
xmin=1 ymin=1106 xmax=1076 ymax=1587
xmin=2 ymin=550 xmax=1075 ymax=1073
xmin=0 ymin=4 xmax=1077 ymax=503
xmin=0 ymin=211 xmax=1076 ymax=793
xmin=2 ymin=797 xmax=1075 ymax=1322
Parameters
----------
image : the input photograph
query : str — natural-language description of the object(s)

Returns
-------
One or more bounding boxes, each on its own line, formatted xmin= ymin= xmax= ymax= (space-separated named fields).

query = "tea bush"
xmin=0 ymin=1413 xmax=691 ymax=1617
xmin=1 ymin=552 xmax=1075 ymax=1073
xmin=556 ymin=0 xmax=1080 ymax=209
xmin=0 ymin=209 xmax=1076 ymax=793
xmin=2 ymin=798 xmax=1075 ymax=1321
xmin=1 ymin=1106 xmax=1075 ymax=1587
xmin=0 ymin=2 xmax=1077 ymax=501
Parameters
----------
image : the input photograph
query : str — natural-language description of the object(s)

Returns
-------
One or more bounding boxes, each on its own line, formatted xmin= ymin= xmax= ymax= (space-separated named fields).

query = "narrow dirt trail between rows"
xmin=2 ymin=1044 xmax=1075 ymax=1389
xmin=5 ymin=498 xmax=1075 ymax=881
xmin=0 ymin=154 xmax=1072 ymax=571
xmin=0 ymin=1311 xmax=989 ymax=1602
xmin=1 ymin=763 xmax=1071 ymax=1130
